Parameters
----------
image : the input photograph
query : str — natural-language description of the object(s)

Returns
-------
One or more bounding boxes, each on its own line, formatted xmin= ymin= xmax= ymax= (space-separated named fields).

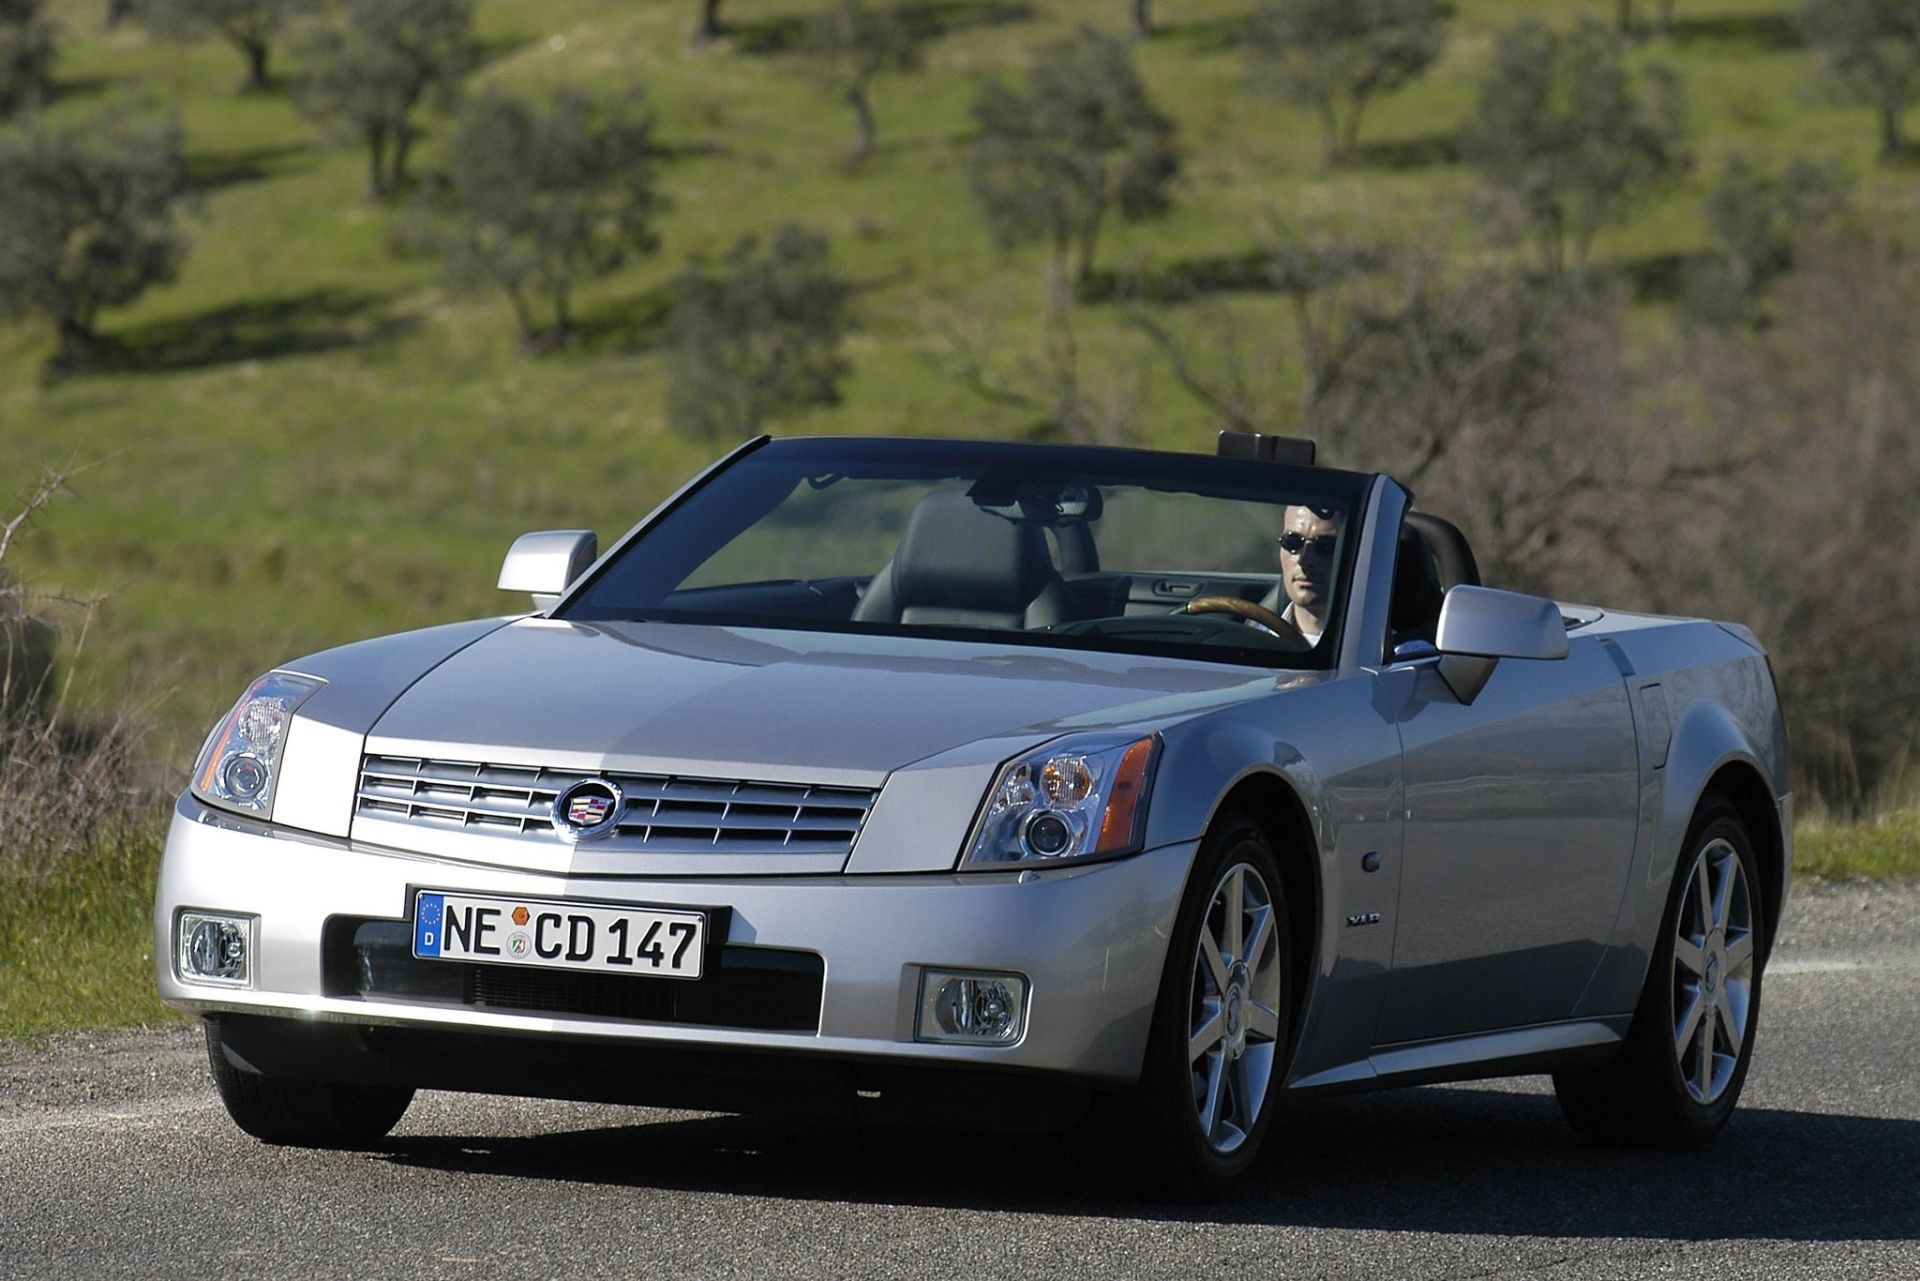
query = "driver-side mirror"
xmin=497 ymin=530 xmax=597 ymax=612
xmin=1427 ymin=585 xmax=1568 ymax=703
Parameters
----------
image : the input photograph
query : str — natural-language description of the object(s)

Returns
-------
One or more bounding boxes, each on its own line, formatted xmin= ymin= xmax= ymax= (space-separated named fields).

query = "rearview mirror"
xmin=497 ymin=530 xmax=597 ymax=611
xmin=1431 ymin=585 xmax=1568 ymax=703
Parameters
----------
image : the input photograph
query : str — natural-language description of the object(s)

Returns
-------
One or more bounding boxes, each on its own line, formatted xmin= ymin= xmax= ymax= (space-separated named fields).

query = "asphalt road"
xmin=3 ymin=880 xmax=1915 ymax=1281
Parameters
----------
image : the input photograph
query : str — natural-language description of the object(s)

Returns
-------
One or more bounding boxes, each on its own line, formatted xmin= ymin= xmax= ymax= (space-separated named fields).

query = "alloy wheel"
xmin=1186 ymin=861 xmax=1284 ymax=1154
xmin=1670 ymin=837 xmax=1756 ymax=1105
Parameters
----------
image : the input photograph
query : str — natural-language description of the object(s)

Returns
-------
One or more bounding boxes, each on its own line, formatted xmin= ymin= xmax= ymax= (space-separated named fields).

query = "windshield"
xmin=561 ymin=438 xmax=1372 ymax=668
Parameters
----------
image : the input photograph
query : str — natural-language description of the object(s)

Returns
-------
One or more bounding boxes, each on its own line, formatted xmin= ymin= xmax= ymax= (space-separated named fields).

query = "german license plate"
xmin=412 ymin=891 xmax=706 ymax=980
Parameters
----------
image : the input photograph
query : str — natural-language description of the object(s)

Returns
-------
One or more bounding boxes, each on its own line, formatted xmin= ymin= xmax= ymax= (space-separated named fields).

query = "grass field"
xmin=5 ymin=0 xmax=1920 ymax=751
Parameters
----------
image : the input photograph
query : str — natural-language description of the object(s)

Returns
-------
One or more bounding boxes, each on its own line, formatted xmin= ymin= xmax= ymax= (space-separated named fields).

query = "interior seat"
xmin=1388 ymin=511 xmax=1481 ymax=653
xmin=853 ymin=488 xmax=1075 ymax=629
xmin=1389 ymin=524 xmax=1446 ymax=647
xmin=1405 ymin=511 xmax=1481 ymax=592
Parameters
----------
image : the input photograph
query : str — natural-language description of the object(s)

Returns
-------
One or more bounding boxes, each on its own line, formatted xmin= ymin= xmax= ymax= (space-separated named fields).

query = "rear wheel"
xmin=1131 ymin=811 xmax=1291 ymax=1201
xmin=1553 ymin=799 xmax=1764 ymax=1149
xmin=204 ymin=1020 xmax=414 ymax=1148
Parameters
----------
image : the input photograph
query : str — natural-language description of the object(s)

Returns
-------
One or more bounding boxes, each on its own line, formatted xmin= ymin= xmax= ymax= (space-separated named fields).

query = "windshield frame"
xmin=555 ymin=436 xmax=1378 ymax=671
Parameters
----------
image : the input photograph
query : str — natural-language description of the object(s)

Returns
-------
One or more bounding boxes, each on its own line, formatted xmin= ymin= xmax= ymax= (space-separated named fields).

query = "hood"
xmin=366 ymin=618 xmax=1291 ymax=785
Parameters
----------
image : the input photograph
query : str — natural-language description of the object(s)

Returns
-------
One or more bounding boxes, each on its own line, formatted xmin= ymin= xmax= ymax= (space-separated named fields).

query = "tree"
xmin=293 ymin=0 xmax=472 ymax=199
xmin=667 ymin=225 xmax=850 ymax=440
xmin=431 ymin=87 xmax=665 ymax=347
xmin=0 ymin=112 xmax=190 ymax=372
xmin=1463 ymin=18 xmax=1689 ymax=275
xmin=1246 ymin=0 xmax=1449 ymax=166
xmin=1685 ymin=229 xmax=1920 ymax=809
xmin=1613 ymin=1 xmax=1678 ymax=38
xmin=137 ymin=0 xmax=294 ymax=93
xmin=0 ymin=0 xmax=57 ymax=116
xmin=1801 ymin=0 xmax=1920 ymax=157
xmin=1686 ymin=153 xmax=1852 ymax=325
xmin=968 ymin=26 xmax=1178 ymax=288
xmin=693 ymin=0 xmax=724 ymax=43
xmin=800 ymin=0 xmax=925 ymax=164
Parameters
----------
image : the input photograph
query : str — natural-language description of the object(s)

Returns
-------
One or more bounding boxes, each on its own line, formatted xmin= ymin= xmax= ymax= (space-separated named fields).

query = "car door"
xmin=1375 ymin=635 xmax=1640 ymax=1045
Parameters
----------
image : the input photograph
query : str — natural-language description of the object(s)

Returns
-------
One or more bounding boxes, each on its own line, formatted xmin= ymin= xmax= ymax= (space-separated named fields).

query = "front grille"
xmin=355 ymin=755 xmax=876 ymax=855
xmin=323 ymin=918 xmax=824 ymax=1033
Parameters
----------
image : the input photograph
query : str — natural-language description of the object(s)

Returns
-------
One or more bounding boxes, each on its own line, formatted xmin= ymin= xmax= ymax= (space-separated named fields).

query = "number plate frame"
xmin=412 ymin=891 xmax=709 ymax=981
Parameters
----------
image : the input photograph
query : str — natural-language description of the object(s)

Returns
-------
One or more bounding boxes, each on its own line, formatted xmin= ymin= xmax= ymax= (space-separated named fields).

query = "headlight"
xmin=189 ymin=671 xmax=324 ymax=818
xmin=963 ymin=732 xmax=1159 ymax=868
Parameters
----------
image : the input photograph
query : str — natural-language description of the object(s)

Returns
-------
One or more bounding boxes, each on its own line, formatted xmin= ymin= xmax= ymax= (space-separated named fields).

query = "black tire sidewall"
xmin=1639 ymin=800 xmax=1767 ymax=1143
xmin=1135 ymin=811 xmax=1292 ymax=1200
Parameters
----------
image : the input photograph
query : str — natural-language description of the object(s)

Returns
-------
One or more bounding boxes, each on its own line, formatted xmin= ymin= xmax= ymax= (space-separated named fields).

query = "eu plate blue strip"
xmin=414 ymin=893 xmax=445 ymax=957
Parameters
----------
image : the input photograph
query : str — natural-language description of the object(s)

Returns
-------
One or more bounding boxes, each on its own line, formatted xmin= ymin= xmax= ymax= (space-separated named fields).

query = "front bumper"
xmin=156 ymin=797 xmax=1196 ymax=1089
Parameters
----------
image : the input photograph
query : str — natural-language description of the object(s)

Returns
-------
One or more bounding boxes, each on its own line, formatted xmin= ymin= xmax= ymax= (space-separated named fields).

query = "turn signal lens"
xmin=1097 ymin=737 xmax=1155 ymax=852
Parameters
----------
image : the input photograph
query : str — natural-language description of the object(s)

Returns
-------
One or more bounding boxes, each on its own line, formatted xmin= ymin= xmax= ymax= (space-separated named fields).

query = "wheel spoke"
xmin=1710 ymin=852 xmax=1736 ymax=932
xmin=1717 ymin=986 xmax=1745 ymax=1056
xmin=1694 ymin=860 xmax=1713 ymax=935
xmin=1696 ymin=1013 xmax=1715 ymax=1094
xmin=1723 ymin=931 xmax=1754 ymax=975
xmin=1229 ymin=1053 xmax=1253 ymax=1132
xmin=1189 ymin=1004 xmax=1226 ymax=1064
xmin=1244 ymin=903 xmax=1275 ymax=970
xmin=1197 ymin=1053 xmax=1225 ymax=1139
xmin=1199 ymin=925 xmax=1230 ymax=993
xmin=1673 ymin=934 xmax=1706 ymax=979
xmin=1223 ymin=868 xmax=1245 ymax=961
xmin=1674 ymin=986 xmax=1707 ymax=1057
xmin=1247 ymin=999 xmax=1281 ymax=1042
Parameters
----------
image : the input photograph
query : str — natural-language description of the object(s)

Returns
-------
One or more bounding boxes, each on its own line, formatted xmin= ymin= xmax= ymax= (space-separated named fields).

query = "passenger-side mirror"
xmin=497 ymin=530 xmax=597 ymax=612
xmin=1431 ymin=585 xmax=1568 ymax=703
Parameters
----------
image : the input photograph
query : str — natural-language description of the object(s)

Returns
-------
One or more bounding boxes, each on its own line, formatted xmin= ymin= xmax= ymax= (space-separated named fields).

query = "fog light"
xmin=178 ymin=912 xmax=253 ymax=987
xmin=916 ymin=969 xmax=1028 ymax=1044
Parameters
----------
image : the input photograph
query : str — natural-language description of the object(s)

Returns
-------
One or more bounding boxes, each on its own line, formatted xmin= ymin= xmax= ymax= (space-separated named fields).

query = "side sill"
xmin=1287 ymin=1017 xmax=1632 ymax=1095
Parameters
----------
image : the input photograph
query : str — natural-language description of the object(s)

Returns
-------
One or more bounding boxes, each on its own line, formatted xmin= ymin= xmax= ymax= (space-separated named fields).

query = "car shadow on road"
xmin=374 ymin=1085 xmax=1920 ymax=1239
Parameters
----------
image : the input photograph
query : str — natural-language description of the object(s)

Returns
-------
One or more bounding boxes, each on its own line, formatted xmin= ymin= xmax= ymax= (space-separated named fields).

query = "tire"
xmin=1553 ymin=798 xmax=1765 ymax=1149
xmin=1129 ymin=810 xmax=1292 ymax=1201
xmin=204 ymin=1020 xmax=414 ymax=1148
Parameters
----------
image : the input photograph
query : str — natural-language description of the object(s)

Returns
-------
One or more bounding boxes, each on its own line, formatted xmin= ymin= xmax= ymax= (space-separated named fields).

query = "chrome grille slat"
xmin=355 ymin=754 xmax=875 ymax=856
xmin=354 ymin=788 xmax=549 ymax=826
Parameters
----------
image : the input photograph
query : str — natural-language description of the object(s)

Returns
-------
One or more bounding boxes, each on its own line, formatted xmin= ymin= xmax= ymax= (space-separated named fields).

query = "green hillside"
xmin=1 ymin=0 xmax=1913 ymax=753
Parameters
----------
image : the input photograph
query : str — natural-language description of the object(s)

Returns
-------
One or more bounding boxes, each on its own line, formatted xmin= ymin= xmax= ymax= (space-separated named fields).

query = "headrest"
xmin=1406 ymin=511 xmax=1481 ymax=590
xmin=889 ymin=488 xmax=1054 ymax=614
xmin=1390 ymin=524 xmax=1445 ymax=637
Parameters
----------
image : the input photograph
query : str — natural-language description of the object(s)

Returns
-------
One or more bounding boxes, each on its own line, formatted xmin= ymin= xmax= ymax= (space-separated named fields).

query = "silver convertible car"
xmin=157 ymin=433 xmax=1789 ymax=1199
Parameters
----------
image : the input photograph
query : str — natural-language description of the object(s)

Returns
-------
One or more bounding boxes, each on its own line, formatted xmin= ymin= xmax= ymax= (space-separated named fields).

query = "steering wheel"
xmin=1182 ymin=596 xmax=1307 ymax=646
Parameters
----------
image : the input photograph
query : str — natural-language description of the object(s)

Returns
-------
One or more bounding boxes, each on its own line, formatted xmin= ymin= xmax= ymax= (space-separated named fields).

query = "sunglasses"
xmin=1276 ymin=532 xmax=1338 ymax=556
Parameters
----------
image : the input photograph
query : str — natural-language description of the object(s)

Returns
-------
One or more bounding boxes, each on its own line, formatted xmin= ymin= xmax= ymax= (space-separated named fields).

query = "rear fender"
xmin=1575 ymin=688 xmax=1784 ymax=1018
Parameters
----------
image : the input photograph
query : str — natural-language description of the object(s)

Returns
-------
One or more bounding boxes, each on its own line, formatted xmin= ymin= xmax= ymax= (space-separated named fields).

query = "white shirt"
xmin=1281 ymin=601 xmax=1323 ymax=646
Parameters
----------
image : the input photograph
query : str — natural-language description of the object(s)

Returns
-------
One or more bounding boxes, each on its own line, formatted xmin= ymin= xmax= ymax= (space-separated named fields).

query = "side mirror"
xmin=497 ymin=530 xmax=596 ymax=611
xmin=1431 ymin=585 xmax=1568 ymax=703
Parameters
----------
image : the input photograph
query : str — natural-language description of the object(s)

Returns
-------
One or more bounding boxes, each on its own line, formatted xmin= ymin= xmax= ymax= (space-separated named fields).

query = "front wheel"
xmin=205 ymin=1020 xmax=414 ymax=1148
xmin=1553 ymin=798 xmax=1765 ymax=1149
xmin=1130 ymin=811 xmax=1291 ymax=1200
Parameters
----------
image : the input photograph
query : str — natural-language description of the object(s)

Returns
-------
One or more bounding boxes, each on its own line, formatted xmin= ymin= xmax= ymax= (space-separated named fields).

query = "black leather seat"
xmin=1389 ymin=524 xmax=1446 ymax=646
xmin=1388 ymin=512 xmax=1481 ymax=650
xmin=853 ymin=488 xmax=1075 ymax=629
xmin=1405 ymin=511 xmax=1481 ymax=592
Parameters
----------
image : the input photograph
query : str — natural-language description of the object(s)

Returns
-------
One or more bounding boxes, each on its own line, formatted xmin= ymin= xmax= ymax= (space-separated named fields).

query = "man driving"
xmin=1275 ymin=504 xmax=1340 ymax=646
